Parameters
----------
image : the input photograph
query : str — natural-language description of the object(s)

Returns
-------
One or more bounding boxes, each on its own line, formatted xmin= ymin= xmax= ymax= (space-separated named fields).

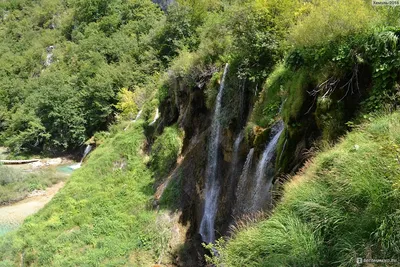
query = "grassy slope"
xmin=218 ymin=112 xmax=400 ymax=266
xmin=0 ymin=121 xmax=179 ymax=266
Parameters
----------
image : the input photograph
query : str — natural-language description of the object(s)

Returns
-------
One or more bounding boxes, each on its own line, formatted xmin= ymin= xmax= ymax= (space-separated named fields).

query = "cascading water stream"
xmin=133 ymin=109 xmax=143 ymax=122
xmin=234 ymin=148 xmax=255 ymax=216
xmin=199 ymin=63 xmax=229 ymax=244
xmin=231 ymin=131 xmax=244 ymax=173
xmin=251 ymin=120 xmax=284 ymax=212
xmin=69 ymin=145 xmax=93 ymax=170
xmin=149 ymin=108 xmax=160 ymax=125
xmin=44 ymin=45 xmax=55 ymax=67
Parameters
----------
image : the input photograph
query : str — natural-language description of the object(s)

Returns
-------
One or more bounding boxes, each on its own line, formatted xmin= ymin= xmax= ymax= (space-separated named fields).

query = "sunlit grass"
xmin=0 ymin=121 xmax=182 ymax=266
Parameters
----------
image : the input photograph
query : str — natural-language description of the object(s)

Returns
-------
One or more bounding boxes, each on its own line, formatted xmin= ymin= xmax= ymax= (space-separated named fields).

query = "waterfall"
xmin=231 ymin=131 xmax=244 ymax=172
xmin=81 ymin=145 xmax=92 ymax=163
xmin=149 ymin=108 xmax=160 ymax=125
xmin=133 ymin=109 xmax=143 ymax=122
xmin=234 ymin=148 xmax=255 ymax=216
xmin=200 ymin=63 xmax=229 ymax=244
xmin=69 ymin=145 xmax=93 ymax=170
xmin=251 ymin=120 xmax=284 ymax=212
xmin=44 ymin=45 xmax=55 ymax=67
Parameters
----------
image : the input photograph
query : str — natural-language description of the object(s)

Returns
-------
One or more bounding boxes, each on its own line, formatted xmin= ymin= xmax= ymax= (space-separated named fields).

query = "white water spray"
xmin=200 ymin=63 xmax=229 ymax=244
xmin=133 ymin=109 xmax=143 ymax=122
xmin=251 ymin=120 xmax=284 ymax=211
xmin=234 ymin=148 xmax=255 ymax=216
xmin=69 ymin=145 xmax=93 ymax=170
xmin=44 ymin=45 xmax=55 ymax=67
xmin=231 ymin=131 xmax=244 ymax=170
xmin=149 ymin=108 xmax=160 ymax=126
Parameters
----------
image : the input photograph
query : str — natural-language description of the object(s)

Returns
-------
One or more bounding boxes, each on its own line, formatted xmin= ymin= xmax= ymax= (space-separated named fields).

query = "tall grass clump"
xmin=0 ymin=122 xmax=177 ymax=266
xmin=214 ymin=112 xmax=400 ymax=266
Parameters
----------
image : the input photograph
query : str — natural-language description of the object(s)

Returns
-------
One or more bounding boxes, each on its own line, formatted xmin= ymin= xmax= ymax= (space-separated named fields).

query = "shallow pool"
xmin=56 ymin=165 xmax=75 ymax=174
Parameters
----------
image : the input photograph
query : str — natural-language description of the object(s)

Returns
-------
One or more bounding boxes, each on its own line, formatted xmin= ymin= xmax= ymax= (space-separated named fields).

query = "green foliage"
xmin=161 ymin=0 xmax=302 ymax=117
xmin=114 ymin=87 xmax=138 ymax=121
xmin=289 ymin=0 xmax=380 ymax=47
xmin=150 ymin=126 xmax=183 ymax=179
xmin=0 ymin=0 xmax=164 ymax=154
xmin=159 ymin=172 xmax=183 ymax=208
xmin=216 ymin=112 xmax=400 ymax=266
xmin=286 ymin=27 xmax=400 ymax=117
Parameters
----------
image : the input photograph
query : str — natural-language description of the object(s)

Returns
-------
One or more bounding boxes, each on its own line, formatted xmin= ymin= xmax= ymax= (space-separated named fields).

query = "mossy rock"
xmin=252 ymin=125 xmax=272 ymax=149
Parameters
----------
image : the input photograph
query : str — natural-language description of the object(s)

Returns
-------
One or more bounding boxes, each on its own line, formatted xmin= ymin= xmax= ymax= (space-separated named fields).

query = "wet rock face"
xmin=172 ymin=132 xmax=208 ymax=266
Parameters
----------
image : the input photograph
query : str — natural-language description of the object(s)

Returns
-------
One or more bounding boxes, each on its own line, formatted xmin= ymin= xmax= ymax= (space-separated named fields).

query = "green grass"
xmin=215 ymin=112 xmax=400 ymax=266
xmin=150 ymin=125 xmax=183 ymax=181
xmin=0 ymin=121 xmax=181 ymax=266
xmin=0 ymin=166 xmax=66 ymax=205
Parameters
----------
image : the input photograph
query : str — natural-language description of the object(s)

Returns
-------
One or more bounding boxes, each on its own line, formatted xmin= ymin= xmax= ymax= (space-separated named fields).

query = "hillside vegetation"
xmin=0 ymin=0 xmax=164 ymax=154
xmin=0 ymin=121 xmax=183 ymax=266
xmin=1 ymin=0 xmax=400 ymax=266
xmin=212 ymin=112 xmax=400 ymax=266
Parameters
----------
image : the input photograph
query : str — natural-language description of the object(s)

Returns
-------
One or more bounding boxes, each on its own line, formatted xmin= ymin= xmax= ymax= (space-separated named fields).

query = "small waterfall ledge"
xmin=68 ymin=145 xmax=93 ymax=170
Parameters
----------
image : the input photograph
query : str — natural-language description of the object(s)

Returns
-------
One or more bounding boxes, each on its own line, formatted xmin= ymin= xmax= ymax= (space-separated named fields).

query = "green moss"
xmin=250 ymin=63 xmax=287 ymax=128
xmin=315 ymin=97 xmax=347 ymax=141
xmin=205 ymin=69 xmax=222 ymax=110
xmin=281 ymin=68 xmax=312 ymax=124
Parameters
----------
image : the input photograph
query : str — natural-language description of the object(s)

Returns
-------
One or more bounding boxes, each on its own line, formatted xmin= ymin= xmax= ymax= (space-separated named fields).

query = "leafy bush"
xmin=114 ymin=87 xmax=138 ymax=121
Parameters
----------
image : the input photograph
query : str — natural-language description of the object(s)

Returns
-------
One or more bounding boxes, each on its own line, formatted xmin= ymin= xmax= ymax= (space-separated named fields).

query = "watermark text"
xmin=357 ymin=257 xmax=398 ymax=264
xmin=372 ymin=0 xmax=400 ymax=6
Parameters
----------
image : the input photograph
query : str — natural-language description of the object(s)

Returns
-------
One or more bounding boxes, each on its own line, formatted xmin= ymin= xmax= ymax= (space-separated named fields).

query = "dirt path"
xmin=0 ymin=182 xmax=64 ymax=235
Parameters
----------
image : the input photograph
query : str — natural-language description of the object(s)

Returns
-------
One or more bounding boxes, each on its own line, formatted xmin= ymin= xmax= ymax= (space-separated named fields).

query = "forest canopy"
xmin=0 ymin=0 xmax=397 ymax=155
